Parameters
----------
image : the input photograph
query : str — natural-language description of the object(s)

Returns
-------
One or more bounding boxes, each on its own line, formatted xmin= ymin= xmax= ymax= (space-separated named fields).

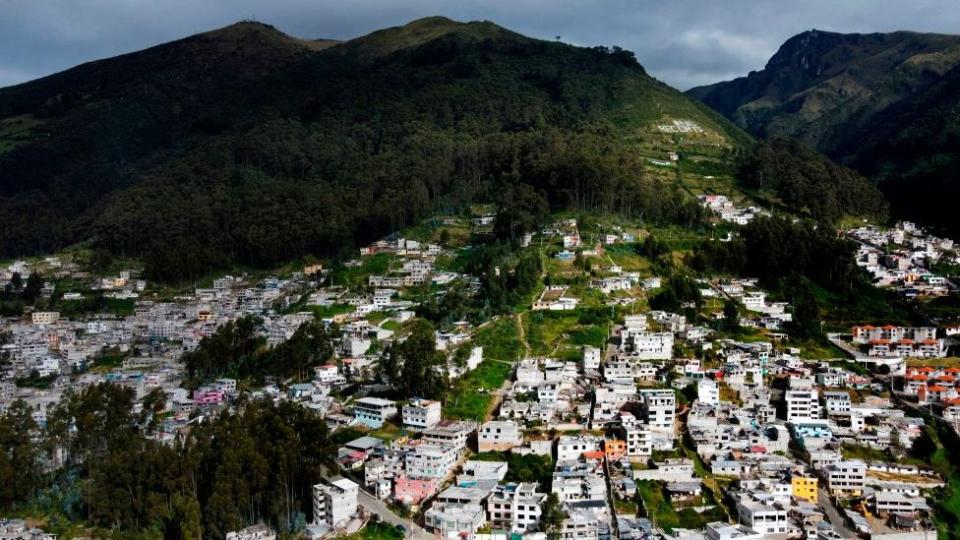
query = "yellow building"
xmin=792 ymin=476 xmax=818 ymax=503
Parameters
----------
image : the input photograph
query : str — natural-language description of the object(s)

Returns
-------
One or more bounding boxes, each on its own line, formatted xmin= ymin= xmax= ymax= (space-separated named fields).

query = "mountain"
xmin=0 ymin=16 xmax=748 ymax=280
xmin=688 ymin=29 xmax=960 ymax=236
xmin=687 ymin=29 xmax=960 ymax=152
xmin=839 ymin=63 xmax=960 ymax=236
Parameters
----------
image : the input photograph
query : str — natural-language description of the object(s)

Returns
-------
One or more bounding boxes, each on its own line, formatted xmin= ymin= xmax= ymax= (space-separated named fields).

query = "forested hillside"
xmin=737 ymin=137 xmax=888 ymax=223
xmin=838 ymin=64 xmax=960 ymax=237
xmin=687 ymin=29 xmax=960 ymax=235
xmin=0 ymin=17 xmax=747 ymax=281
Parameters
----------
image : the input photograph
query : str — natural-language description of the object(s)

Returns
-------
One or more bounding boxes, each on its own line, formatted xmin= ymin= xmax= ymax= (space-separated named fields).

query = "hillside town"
xmin=1 ymin=213 xmax=958 ymax=540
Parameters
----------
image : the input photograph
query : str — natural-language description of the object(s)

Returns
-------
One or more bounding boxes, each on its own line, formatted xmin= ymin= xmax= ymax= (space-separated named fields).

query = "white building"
xmin=487 ymin=482 xmax=546 ymax=533
xmin=425 ymin=502 xmax=486 ymax=539
xmin=735 ymin=496 xmax=790 ymax=536
xmin=31 ymin=312 xmax=60 ymax=325
xmin=641 ymin=389 xmax=676 ymax=432
xmin=226 ymin=524 xmax=277 ymax=540
xmin=824 ymin=391 xmax=852 ymax=415
xmin=698 ymin=379 xmax=720 ymax=406
xmin=625 ymin=425 xmax=652 ymax=457
xmin=423 ymin=421 xmax=476 ymax=453
xmin=582 ymin=346 xmax=601 ymax=371
xmin=353 ymin=397 xmax=398 ymax=428
xmin=557 ymin=435 xmax=602 ymax=462
xmin=313 ymin=477 xmax=359 ymax=528
xmin=403 ymin=398 xmax=442 ymax=430
xmin=406 ymin=443 xmax=459 ymax=479
xmin=786 ymin=379 xmax=821 ymax=422
xmin=478 ymin=421 xmax=523 ymax=452
xmin=622 ymin=331 xmax=673 ymax=360
xmin=826 ymin=460 xmax=866 ymax=496
xmin=704 ymin=522 xmax=762 ymax=540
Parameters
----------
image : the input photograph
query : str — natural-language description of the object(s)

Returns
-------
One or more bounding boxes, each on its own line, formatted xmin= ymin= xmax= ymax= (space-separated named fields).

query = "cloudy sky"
xmin=4 ymin=0 xmax=960 ymax=90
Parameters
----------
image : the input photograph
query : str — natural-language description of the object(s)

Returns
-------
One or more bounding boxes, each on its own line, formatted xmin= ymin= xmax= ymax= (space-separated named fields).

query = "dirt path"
xmin=516 ymin=312 xmax=531 ymax=357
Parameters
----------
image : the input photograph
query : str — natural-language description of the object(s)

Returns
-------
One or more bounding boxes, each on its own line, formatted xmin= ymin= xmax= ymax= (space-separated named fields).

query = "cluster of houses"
xmin=4 ymin=213 xmax=959 ymax=540
xmin=0 ymin=227 xmax=493 ymax=448
xmin=701 ymin=278 xmax=794 ymax=331
xmin=849 ymin=222 xmax=956 ymax=297
xmin=0 ymin=270 xmax=332 ymax=428
xmin=656 ymin=119 xmax=705 ymax=134
xmin=902 ymin=365 xmax=960 ymax=405
xmin=697 ymin=195 xmax=768 ymax=226
xmin=850 ymin=325 xmax=948 ymax=359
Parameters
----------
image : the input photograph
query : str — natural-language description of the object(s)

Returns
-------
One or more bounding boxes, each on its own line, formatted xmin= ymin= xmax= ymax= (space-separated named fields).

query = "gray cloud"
xmin=2 ymin=0 xmax=960 ymax=90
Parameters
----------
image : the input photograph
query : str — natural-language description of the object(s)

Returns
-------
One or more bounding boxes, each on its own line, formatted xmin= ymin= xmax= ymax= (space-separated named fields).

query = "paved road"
xmin=356 ymin=487 xmax=437 ymax=540
xmin=818 ymin=487 xmax=855 ymax=538
xmin=826 ymin=333 xmax=867 ymax=360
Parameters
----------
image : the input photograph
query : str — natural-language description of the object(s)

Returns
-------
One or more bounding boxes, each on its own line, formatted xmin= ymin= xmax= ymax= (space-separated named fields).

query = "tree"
xmin=0 ymin=400 xmax=42 ymax=507
xmin=790 ymin=282 xmax=822 ymax=340
xmin=22 ymin=272 xmax=42 ymax=303
xmin=910 ymin=427 xmax=937 ymax=461
xmin=540 ymin=492 xmax=566 ymax=540
xmin=137 ymin=388 xmax=167 ymax=436
xmin=166 ymin=494 xmax=203 ymax=540
xmin=9 ymin=273 xmax=22 ymax=291
xmin=89 ymin=248 xmax=115 ymax=273
xmin=378 ymin=345 xmax=401 ymax=384
xmin=722 ymin=300 xmax=740 ymax=333
xmin=493 ymin=183 xmax=549 ymax=244
xmin=451 ymin=346 xmax=470 ymax=372
xmin=395 ymin=319 xmax=447 ymax=400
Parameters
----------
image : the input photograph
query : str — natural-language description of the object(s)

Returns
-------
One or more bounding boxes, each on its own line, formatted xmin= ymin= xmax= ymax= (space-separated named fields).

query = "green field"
xmin=524 ymin=311 xmax=608 ymax=356
xmin=472 ymin=317 xmax=523 ymax=361
xmin=445 ymin=360 xmax=513 ymax=422
xmin=340 ymin=522 xmax=404 ymax=540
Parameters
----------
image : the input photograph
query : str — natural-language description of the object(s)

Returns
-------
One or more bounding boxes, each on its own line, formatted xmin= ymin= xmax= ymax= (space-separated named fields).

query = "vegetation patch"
xmin=445 ymin=360 xmax=512 ymax=421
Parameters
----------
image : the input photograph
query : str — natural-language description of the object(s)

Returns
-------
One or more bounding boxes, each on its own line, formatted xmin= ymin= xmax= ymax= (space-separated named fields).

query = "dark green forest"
xmin=737 ymin=137 xmax=888 ymax=223
xmin=0 ymin=384 xmax=335 ymax=539
xmin=0 ymin=18 xmax=744 ymax=282
xmin=183 ymin=316 xmax=336 ymax=388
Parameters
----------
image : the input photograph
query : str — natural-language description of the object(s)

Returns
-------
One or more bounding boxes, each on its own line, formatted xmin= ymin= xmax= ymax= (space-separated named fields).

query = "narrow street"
xmin=825 ymin=333 xmax=867 ymax=360
xmin=357 ymin=487 xmax=437 ymax=540
xmin=818 ymin=487 xmax=855 ymax=538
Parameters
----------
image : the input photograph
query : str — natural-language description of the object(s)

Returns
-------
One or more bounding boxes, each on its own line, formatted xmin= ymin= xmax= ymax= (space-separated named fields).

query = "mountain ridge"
xmin=687 ymin=27 xmax=960 ymax=236
xmin=0 ymin=17 xmax=750 ymax=280
xmin=686 ymin=29 xmax=960 ymax=151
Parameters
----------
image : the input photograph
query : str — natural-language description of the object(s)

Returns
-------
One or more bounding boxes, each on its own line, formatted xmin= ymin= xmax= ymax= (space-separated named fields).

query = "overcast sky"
xmin=4 ymin=0 xmax=960 ymax=91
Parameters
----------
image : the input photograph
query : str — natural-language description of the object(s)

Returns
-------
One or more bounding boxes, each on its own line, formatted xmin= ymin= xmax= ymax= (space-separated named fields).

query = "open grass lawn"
xmin=308 ymin=303 xmax=354 ymax=319
xmin=524 ymin=311 xmax=608 ymax=356
xmin=794 ymin=339 xmax=847 ymax=360
xmin=604 ymin=243 xmax=653 ymax=273
xmin=341 ymin=522 xmax=404 ymax=540
xmin=635 ymin=480 xmax=726 ymax=531
xmin=613 ymin=494 xmax=638 ymax=515
xmin=328 ymin=253 xmax=394 ymax=289
xmin=400 ymin=216 xmax=472 ymax=247
xmin=906 ymin=357 xmax=960 ymax=368
xmin=841 ymin=443 xmax=892 ymax=462
xmin=473 ymin=317 xmax=523 ymax=362
xmin=809 ymin=281 xmax=917 ymax=330
xmin=367 ymin=421 xmax=407 ymax=442
xmin=90 ymin=351 xmax=127 ymax=372
xmin=525 ymin=311 xmax=579 ymax=356
xmin=445 ymin=360 xmax=512 ymax=422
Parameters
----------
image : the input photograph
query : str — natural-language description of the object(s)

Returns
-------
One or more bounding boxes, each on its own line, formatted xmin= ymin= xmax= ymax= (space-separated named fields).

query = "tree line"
xmin=1 ymin=384 xmax=336 ymax=539
xmin=183 ymin=315 xmax=336 ymax=389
